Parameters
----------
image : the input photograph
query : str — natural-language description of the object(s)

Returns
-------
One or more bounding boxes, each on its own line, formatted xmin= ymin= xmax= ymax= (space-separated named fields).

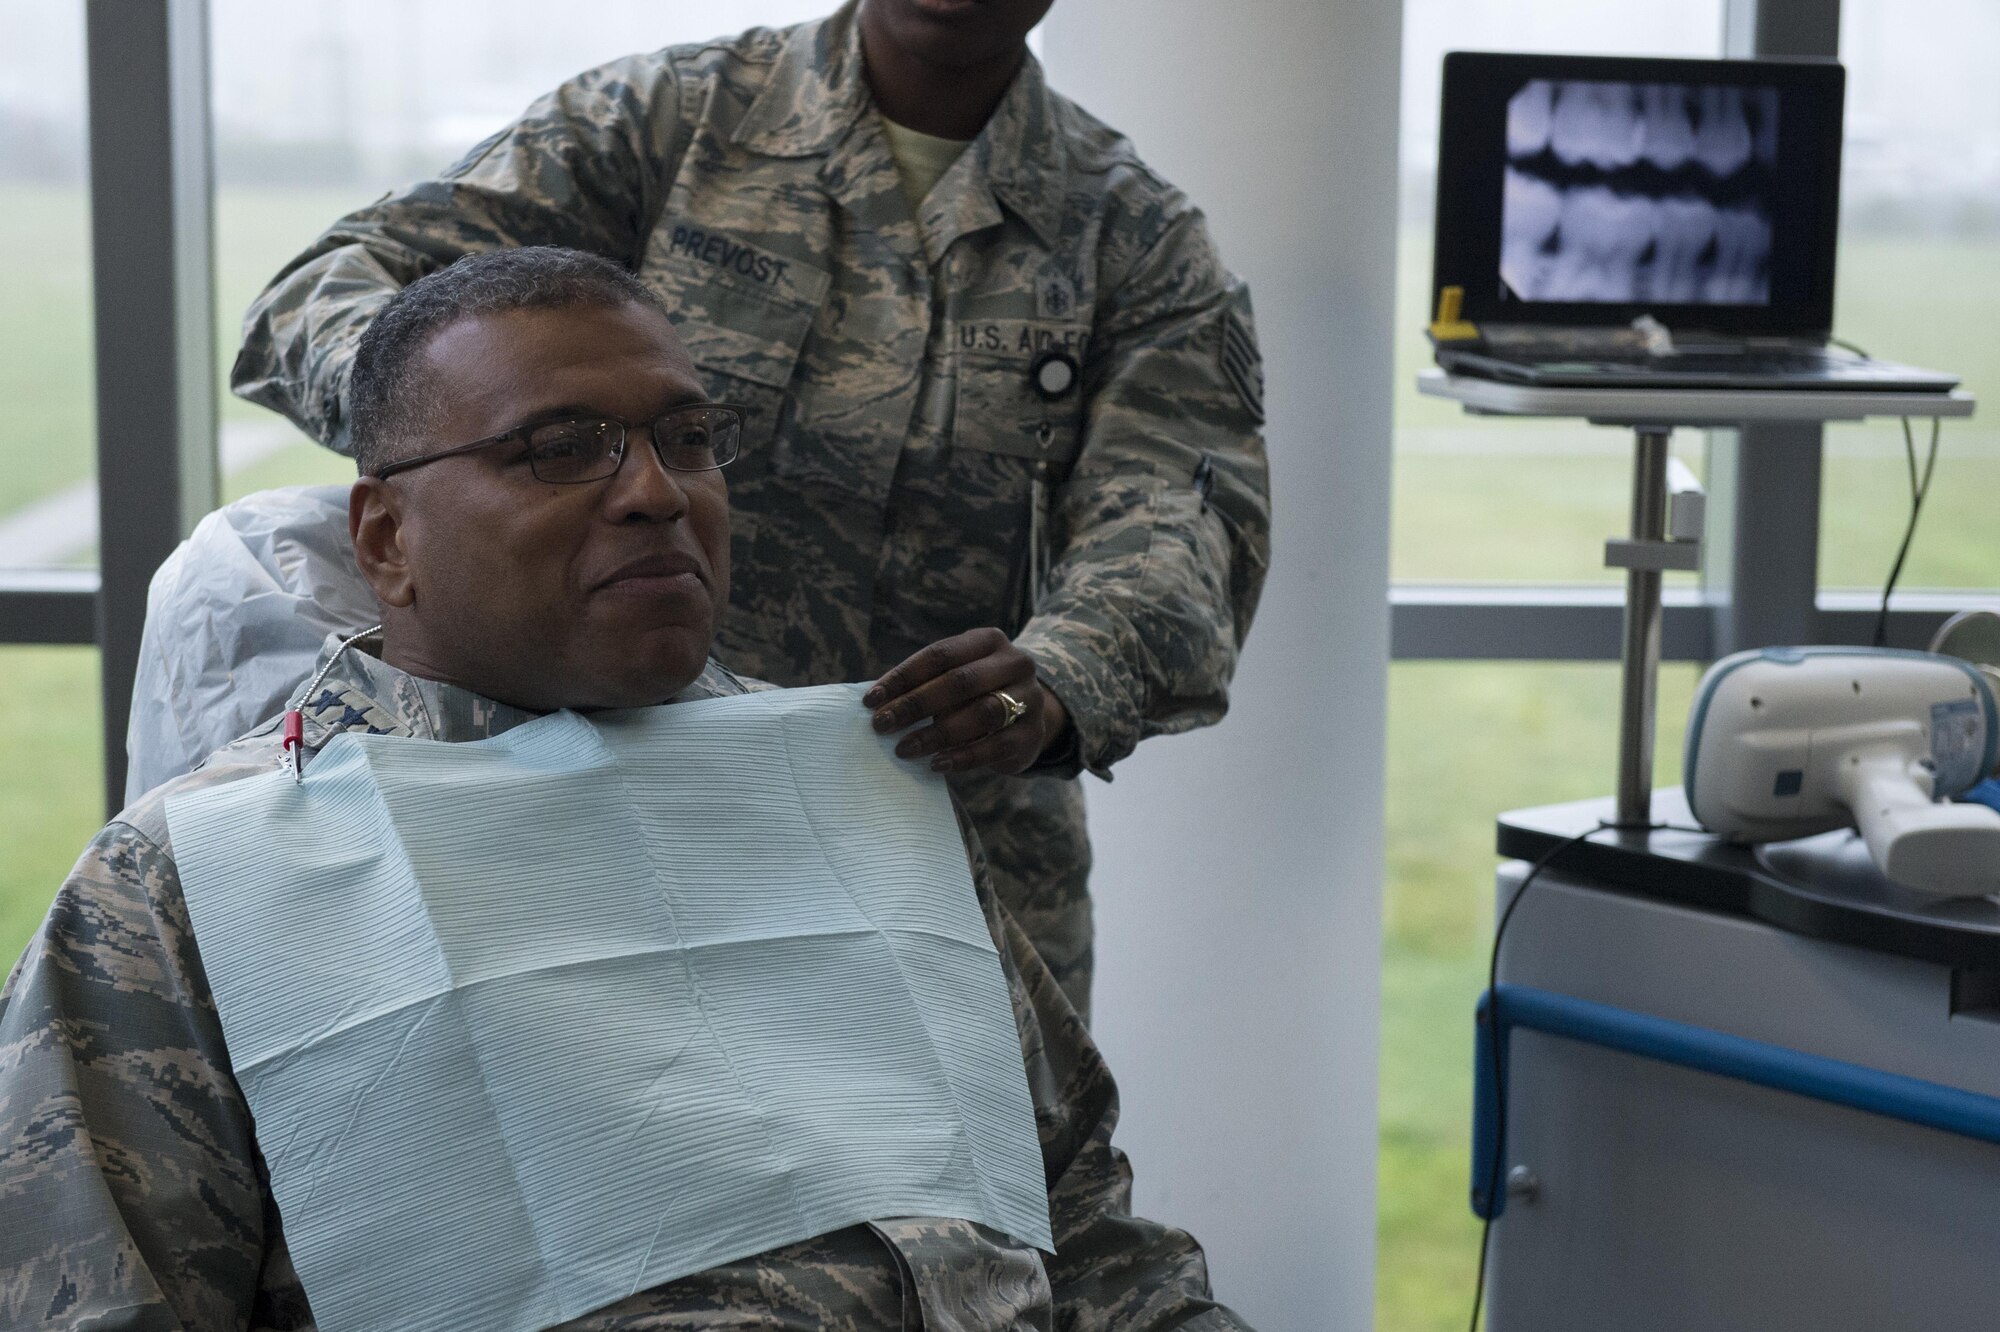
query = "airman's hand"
xmin=863 ymin=627 xmax=1071 ymax=776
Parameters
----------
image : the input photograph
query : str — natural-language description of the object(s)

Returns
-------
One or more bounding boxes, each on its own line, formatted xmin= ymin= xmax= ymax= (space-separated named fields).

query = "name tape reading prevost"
xmin=666 ymin=224 xmax=795 ymax=288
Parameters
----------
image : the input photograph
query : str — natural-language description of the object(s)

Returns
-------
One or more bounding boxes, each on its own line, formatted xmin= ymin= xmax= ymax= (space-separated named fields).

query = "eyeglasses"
xmin=373 ymin=403 xmax=744 ymax=484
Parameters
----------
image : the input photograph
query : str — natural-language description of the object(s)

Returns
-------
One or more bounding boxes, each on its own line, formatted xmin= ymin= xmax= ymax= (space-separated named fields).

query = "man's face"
xmin=352 ymin=300 xmax=730 ymax=712
xmin=860 ymin=0 xmax=1056 ymax=69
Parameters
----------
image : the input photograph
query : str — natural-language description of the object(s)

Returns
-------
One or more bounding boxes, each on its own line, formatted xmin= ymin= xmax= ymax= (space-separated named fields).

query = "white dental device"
xmin=1684 ymin=647 xmax=2000 ymax=898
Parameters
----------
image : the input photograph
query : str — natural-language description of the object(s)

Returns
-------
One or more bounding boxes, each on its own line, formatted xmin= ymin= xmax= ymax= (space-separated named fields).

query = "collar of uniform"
xmin=289 ymin=631 xmax=537 ymax=748
xmin=732 ymin=5 xmax=871 ymax=159
xmin=735 ymin=5 xmax=1067 ymax=249
xmin=974 ymin=49 xmax=1066 ymax=251
xmin=289 ymin=632 xmax=755 ymax=749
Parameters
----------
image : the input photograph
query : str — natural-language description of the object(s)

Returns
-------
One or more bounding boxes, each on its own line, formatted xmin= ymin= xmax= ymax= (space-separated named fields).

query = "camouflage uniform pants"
xmin=949 ymin=768 xmax=1093 ymax=1022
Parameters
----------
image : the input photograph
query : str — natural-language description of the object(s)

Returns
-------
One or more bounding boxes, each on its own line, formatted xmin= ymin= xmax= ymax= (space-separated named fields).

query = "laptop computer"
xmin=1427 ymin=52 xmax=1960 ymax=393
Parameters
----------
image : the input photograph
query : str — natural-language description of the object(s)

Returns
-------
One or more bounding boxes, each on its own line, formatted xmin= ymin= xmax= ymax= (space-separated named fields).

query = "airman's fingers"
xmin=862 ymin=628 xmax=1008 ymax=711
xmin=926 ymin=688 xmax=1047 ymax=775
xmin=892 ymin=689 xmax=1027 ymax=760
xmin=869 ymin=635 xmax=1034 ymax=734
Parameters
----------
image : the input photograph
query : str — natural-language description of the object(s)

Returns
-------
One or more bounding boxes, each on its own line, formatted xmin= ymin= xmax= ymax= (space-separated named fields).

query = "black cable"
xmin=1467 ymin=819 xmax=1612 ymax=1332
xmin=1871 ymin=416 xmax=1942 ymax=648
xmin=1827 ymin=335 xmax=1873 ymax=360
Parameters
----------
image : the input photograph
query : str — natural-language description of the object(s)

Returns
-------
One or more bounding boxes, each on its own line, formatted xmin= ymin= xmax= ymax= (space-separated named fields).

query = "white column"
xmin=1040 ymin=3 xmax=1401 ymax=1328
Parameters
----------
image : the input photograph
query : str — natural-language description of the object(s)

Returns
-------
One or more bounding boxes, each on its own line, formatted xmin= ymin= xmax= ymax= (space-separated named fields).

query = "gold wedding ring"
xmin=993 ymin=688 xmax=1028 ymax=730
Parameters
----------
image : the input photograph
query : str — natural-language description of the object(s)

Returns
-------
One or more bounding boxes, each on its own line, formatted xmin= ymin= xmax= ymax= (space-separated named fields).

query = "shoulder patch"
xmin=1219 ymin=308 xmax=1265 ymax=424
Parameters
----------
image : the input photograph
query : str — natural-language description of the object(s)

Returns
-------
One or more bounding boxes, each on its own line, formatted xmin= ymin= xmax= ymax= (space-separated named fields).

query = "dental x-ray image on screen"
xmin=1500 ymin=80 xmax=1780 ymax=305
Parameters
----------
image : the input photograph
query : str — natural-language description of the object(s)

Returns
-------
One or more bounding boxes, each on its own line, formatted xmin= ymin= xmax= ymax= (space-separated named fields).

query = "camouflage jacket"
xmin=0 ymin=641 xmax=1250 ymax=1332
xmin=229 ymin=6 xmax=1272 ymax=1017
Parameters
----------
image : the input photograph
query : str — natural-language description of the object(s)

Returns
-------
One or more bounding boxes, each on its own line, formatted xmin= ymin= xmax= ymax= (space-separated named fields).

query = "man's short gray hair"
xmin=348 ymin=247 xmax=670 ymax=476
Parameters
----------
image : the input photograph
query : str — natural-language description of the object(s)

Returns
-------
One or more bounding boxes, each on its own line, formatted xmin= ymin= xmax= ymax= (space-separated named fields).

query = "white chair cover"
xmin=125 ymin=485 xmax=375 ymax=803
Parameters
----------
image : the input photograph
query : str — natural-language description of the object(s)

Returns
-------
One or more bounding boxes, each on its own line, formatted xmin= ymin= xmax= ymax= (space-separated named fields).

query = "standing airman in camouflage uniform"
xmin=232 ymin=0 xmax=1272 ymax=1018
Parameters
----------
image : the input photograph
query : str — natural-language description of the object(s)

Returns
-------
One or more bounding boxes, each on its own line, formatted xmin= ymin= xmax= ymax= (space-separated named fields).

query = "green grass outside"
xmin=0 ymin=187 xmax=95 ymax=520
xmin=1 ymin=187 xmax=1997 ymax=1332
xmin=1392 ymin=426 xmax=2000 ymax=589
xmin=0 ymin=183 xmax=369 ymax=531
xmin=0 ymin=649 xmax=101 ymax=952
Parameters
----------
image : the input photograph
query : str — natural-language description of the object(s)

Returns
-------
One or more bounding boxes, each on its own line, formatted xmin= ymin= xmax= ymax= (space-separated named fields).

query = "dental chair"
xmin=126 ymin=485 xmax=374 ymax=803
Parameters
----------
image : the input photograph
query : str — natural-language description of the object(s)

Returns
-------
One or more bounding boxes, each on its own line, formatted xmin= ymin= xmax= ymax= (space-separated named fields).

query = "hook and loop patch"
xmin=1220 ymin=309 xmax=1264 ymax=423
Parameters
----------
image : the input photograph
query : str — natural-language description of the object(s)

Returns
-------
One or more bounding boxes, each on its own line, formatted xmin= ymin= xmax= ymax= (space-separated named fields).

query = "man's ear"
xmin=350 ymin=476 xmax=416 ymax=609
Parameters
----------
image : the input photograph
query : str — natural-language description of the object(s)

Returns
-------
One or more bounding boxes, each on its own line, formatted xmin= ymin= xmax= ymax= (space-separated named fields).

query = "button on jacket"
xmin=231 ymin=5 xmax=1273 ymax=1015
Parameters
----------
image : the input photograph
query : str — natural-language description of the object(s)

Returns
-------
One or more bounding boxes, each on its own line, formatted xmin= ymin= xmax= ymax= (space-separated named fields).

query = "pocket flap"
xmin=954 ymin=355 xmax=1084 ymax=465
xmin=672 ymin=285 xmax=823 ymax=390
xmin=647 ymin=226 xmax=831 ymax=390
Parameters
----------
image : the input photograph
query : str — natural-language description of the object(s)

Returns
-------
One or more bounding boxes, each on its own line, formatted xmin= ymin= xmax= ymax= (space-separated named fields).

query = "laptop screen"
xmin=1434 ymin=54 xmax=1845 ymax=336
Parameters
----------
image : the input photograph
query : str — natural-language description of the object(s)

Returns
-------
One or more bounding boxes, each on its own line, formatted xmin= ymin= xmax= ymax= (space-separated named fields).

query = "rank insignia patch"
xmin=1220 ymin=308 xmax=1264 ymax=424
xmin=1039 ymin=274 xmax=1076 ymax=321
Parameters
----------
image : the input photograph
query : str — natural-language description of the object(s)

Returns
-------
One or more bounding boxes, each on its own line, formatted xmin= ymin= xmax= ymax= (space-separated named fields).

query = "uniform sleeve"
xmin=1013 ymin=199 xmax=1272 ymax=780
xmin=230 ymin=52 xmax=689 ymax=455
xmin=0 ymin=824 xmax=266 ymax=1330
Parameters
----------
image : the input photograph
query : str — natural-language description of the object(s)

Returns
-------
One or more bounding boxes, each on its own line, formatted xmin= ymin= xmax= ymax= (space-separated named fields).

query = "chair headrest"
xmin=126 ymin=485 xmax=376 ymax=803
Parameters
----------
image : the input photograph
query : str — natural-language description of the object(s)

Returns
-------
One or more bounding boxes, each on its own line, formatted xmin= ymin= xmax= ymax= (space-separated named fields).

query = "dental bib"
xmin=166 ymin=683 xmax=1050 ymax=1332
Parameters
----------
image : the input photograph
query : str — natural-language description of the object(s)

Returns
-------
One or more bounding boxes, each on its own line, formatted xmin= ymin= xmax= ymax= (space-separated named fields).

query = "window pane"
xmin=1819 ymin=0 xmax=2000 ymax=593
xmin=0 ymin=647 xmax=102 ymax=962
xmin=211 ymin=0 xmax=836 ymax=501
xmin=1393 ymin=1 xmax=1722 ymax=587
xmin=1378 ymin=660 xmax=1699 ymax=1331
xmin=0 ymin=0 xmax=94 ymax=571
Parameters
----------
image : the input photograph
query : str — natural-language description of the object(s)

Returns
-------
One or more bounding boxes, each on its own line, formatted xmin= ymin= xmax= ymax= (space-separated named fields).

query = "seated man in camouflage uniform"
xmin=0 ymin=249 xmax=1250 ymax=1332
